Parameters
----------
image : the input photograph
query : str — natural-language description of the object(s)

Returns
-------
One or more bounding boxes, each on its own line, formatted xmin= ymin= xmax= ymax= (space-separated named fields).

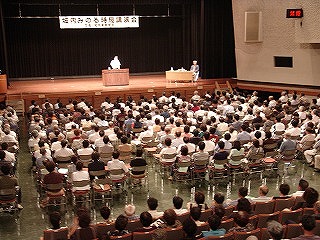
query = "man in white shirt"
xmin=172 ymin=196 xmax=188 ymax=215
xmin=252 ymin=185 xmax=272 ymax=203
xmin=107 ymin=151 xmax=129 ymax=180
xmin=54 ymin=140 xmax=74 ymax=159
xmin=172 ymin=131 xmax=184 ymax=148
xmin=77 ymin=140 xmax=94 ymax=156
xmin=110 ymin=56 xmax=121 ymax=69
xmin=147 ymin=197 xmax=164 ymax=220
xmin=203 ymin=132 xmax=215 ymax=153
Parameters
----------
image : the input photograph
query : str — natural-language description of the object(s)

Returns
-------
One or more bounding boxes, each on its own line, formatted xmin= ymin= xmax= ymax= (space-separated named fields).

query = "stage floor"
xmin=7 ymin=74 xmax=219 ymax=95
xmin=6 ymin=74 xmax=231 ymax=110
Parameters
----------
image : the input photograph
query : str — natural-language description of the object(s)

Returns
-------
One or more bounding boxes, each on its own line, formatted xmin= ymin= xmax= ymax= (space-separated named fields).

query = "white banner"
xmin=59 ymin=16 xmax=139 ymax=29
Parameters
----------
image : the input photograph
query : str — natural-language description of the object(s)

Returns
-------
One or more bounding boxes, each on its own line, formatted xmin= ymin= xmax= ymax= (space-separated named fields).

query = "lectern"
xmin=102 ymin=69 xmax=129 ymax=86
xmin=0 ymin=74 xmax=7 ymax=94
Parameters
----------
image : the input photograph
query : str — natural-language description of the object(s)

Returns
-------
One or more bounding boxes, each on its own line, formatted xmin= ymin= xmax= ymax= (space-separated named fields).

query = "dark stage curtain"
xmin=200 ymin=0 xmax=236 ymax=79
xmin=1 ymin=0 xmax=236 ymax=79
xmin=5 ymin=17 xmax=184 ymax=78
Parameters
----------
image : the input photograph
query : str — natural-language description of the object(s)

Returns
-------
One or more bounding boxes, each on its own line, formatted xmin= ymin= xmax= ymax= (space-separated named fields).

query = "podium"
xmin=102 ymin=69 xmax=129 ymax=86
xmin=165 ymin=70 xmax=193 ymax=83
xmin=0 ymin=74 xmax=7 ymax=94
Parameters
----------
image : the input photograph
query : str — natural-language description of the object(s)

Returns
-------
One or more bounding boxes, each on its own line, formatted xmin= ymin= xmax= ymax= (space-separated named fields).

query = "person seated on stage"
xmin=110 ymin=56 xmax=121 ymax=69
xmin=190 ymin=60 xmax=199 ymax=82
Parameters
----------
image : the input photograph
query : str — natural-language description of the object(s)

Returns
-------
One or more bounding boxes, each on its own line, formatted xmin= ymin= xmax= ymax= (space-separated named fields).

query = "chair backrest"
xmin=220 ymin=218 xmax=234 ymax=231
xmin=260 ymin=228 xmax=272 ymax=240
xmin=165 ymin=226 xmax=184 ymax=240
xmin=176 ymin=212 xmax=190 ymax=223
xmin=206 ymin=231 xmax=234 ymax=240
xmin=230 ymin=155 xmax=245 ymax=162
xmin=95 ymin=222 xmax=115 ymax=240
xmin=162 ymin=153 xmax=177 ymax=160
xmin=233 ymin=228 xmax=260 ymax=240
xmin=214 ymin=159 xmax=228 ymax=165
xmin=284 ymin=223 xmax=304 ymax=239
xmin=177 ymin=161 xmax=191 ymax=168
xmin=89 ymin=170 xmax=106 ymax=178
xmin=43 ymin=227 xmax=68 ymax=240
xmin=109 ymin=169 xmax=125 ymax=176
xmin=0 ymin=188 xmax=16 ymax=197
xmin=254 ymin=200 xmax=275 ymax=214
xmin=282 ymin=149 xmax=296 ymax=159
xmin=100 ymin=152 xmax=113 ymax=161
xmin=224 ymin=206 xmax=235 ymax=217
xmin=79 ymin=154 xmax=92 ymax=161
xmin=196 ymin=222 xmax=210 ymax=235
xmin=199 ymin=209 xmax=213 ymax=222
xmin=130 ymin=166 xmax=147 ymax=174
xmin=74 ymin=227 xmax=97 ymax=240
xmin=194 ymin=159 xmax=209 ymax=167
xmin=263 ymin=142 xmax=278 ymax=151
xmin=302 ymin=140 xmax=315 ymax=150
xmin=126 ymin=219 xmax=143 ymax=232
xmin=294 ymin=196 xmax=305 ymax=205
xmin=55 ymin=156 xmax=72 ymax=163
xmin=279 ymin=208 xmax=303 ymax=224
xmin=274 ymin=197 xmax=295 ymax=212
xmin=248 ymin=215 xmax=258 ymax=229
xmin=257 ymin=211 xmax=280 ymax=228
xmin=73 ymin=180 xmax=91 ymax=188
xmin=314 ymin=220 xmax=320 ymax=236
xmin=132 ymin=231 xmax=154 ymax=240
xmin=303 ymin=208 xmax=315 ymax=215
xmin=110 ymin=233 xmax=132 ymax=240
xmin=46 ymin=183 xmax=64 ymax=192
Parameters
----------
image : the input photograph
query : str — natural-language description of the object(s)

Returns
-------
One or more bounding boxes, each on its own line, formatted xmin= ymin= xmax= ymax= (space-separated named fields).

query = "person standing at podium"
xmin=190 ymin=60 xmax=199 ymax=82
xmin=110 ymin=56 xmax=121 ymax=69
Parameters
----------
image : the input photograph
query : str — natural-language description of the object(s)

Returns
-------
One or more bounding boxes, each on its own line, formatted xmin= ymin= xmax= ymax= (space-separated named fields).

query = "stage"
xmin=6 ymin=74 xmax=233 ymax=112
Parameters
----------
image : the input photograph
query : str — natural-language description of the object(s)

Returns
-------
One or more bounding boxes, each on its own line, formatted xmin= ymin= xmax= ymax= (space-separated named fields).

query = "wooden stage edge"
xmin=4 ymin=74 xmax=320 ymax=110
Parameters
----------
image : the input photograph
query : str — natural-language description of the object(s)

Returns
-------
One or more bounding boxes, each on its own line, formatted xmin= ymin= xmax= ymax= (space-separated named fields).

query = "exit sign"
xmin=286 ymin=9 xmax=303 ymax=18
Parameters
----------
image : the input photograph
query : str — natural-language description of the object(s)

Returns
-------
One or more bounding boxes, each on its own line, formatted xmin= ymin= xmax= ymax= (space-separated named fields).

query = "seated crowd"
xmin=21 ymin=89 xmax=320 ymax=239
xmin=41 ymin=181 xmax=320 ymax=240
xmin=0 ymin=104 xmax=22 ymax=210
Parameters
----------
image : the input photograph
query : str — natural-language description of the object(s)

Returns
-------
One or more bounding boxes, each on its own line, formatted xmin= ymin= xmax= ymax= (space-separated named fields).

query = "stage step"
xmin=215 ymin=81 xmax=233 ymax=93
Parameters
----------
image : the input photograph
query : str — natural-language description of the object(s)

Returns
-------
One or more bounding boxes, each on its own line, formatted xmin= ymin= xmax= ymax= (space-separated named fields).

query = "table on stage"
xmin=102 ymin=68 xmax=129 ymax=86
xmin=165 ymin=70 xmax=194 ymax=83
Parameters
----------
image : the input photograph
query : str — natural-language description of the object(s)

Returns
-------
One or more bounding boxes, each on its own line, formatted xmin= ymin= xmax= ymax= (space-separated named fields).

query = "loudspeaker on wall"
xmin=245 ymin=11 xmax=262 ymax=42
